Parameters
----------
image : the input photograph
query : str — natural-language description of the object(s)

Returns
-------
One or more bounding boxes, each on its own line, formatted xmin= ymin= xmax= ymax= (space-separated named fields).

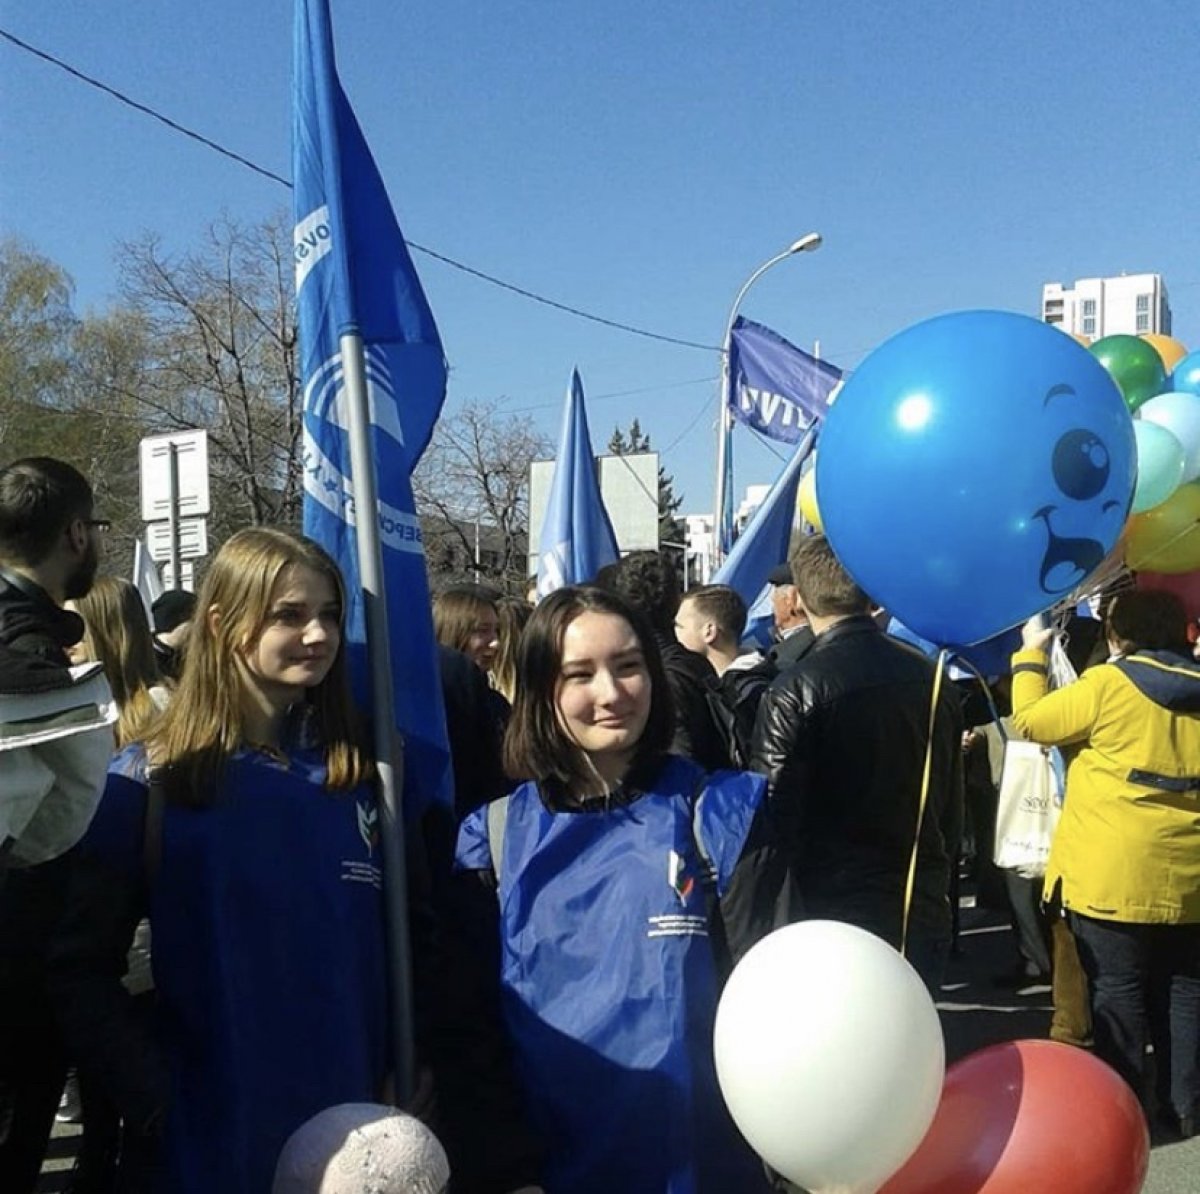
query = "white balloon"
xmin=714 ymin=921 xmax=944 ymax=1194
xmin=1139 ymin=391 xmax=1200 ymax=483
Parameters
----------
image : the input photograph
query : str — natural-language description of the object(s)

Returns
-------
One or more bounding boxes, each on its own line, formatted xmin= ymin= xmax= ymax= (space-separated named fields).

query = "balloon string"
xmin=901 ymin=649 xmax=947 ymax=959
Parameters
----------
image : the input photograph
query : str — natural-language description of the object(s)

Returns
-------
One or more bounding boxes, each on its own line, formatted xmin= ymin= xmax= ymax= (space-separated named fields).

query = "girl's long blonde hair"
xmin=490 ymin=596 xmax=532 ymax=703
xmin=72 ymin=576 xmax=162 ymax=748
xmin=149 ymin=527 xmax=372 ymax=805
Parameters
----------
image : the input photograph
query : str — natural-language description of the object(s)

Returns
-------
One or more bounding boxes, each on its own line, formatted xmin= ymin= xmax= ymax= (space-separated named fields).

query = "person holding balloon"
xmin=450 ymin=585 xmax=774 ymax=1194
xmin=1012 ymin=589 xmax=1200 ymax=1138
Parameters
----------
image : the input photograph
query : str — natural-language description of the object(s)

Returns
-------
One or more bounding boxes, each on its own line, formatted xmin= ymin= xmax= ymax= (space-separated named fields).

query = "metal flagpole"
xmin=712 ymin=235 xmax=823 ymax=567
xmin=339 ymin=330 xmax=416 ymax=1102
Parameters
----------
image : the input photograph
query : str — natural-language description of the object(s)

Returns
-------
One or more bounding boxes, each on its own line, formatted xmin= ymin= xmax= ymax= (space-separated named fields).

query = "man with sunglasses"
xmin=0 ymin=456 xmax=112 ymax=1190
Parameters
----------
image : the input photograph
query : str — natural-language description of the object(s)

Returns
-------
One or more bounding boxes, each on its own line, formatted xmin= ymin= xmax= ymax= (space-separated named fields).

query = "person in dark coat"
xmin=595 ymin=551 xmax=728 ymax=770
xmin=148 ymin=589 xmax=195 ymax=683
xmin=0 ymin=456 xmax=107 ymax=1192
xmin=748 ymin=536 xmax=964 ymax=992
xmin=764 ymin=562 xmax=815 ymax=670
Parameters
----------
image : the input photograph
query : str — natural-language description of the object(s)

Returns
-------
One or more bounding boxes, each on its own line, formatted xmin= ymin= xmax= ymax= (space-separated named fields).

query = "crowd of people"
xmin=1 ymin=453 xmax=1198 ymax=1194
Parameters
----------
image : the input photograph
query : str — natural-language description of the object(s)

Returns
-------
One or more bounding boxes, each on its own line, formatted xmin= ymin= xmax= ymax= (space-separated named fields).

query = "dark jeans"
xmin=0 ymin=982 xmax=66 ymax=1193
xmin=1004 ymin=871 xmax=1051 ymax=976
xmin=1069 ymin=913 xmax=1200 ymax=1120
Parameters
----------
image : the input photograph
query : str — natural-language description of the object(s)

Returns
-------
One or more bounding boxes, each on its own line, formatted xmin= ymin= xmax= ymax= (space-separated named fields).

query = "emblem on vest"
xmin=668 ymin=849 xmax=694 ymax=905
xmin=341 ymin=801 xmax=383 ymax=889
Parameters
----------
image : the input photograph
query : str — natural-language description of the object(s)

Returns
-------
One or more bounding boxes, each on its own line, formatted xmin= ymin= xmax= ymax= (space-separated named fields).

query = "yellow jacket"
xmin=1011 ymin=646 xmax=1200 ymax=923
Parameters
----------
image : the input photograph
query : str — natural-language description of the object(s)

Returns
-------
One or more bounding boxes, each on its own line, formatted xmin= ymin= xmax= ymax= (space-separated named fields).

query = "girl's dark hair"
xmin=502 ymin=585 xmax=673 ymax=805
xmin=1106 ymin=589 xmax=1188 ymax=654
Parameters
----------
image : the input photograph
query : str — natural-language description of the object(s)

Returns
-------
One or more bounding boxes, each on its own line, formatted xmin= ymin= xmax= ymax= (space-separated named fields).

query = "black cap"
xmin=152 ymin=588 xmax=197 ymax=635
xmin=767 ymin=563 xmax=794 ymax=586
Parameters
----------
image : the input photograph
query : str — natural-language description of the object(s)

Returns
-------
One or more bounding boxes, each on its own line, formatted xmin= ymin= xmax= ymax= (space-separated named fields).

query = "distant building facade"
xmin=1041 ymin=273 xmax=1172 ymax=341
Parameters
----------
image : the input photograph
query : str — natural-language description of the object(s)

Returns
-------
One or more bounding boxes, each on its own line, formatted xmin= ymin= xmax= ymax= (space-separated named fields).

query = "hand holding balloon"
xmin=1020 ymin=614 xmax=1054 ymax=653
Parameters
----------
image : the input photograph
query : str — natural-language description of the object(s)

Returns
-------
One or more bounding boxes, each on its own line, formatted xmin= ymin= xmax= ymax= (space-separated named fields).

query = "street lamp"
xmin=712 ymin=233 xmax=822 ymax=564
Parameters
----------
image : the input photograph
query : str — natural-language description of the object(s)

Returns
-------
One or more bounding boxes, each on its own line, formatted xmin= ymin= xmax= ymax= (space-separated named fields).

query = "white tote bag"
xmin=993 ymin=738 xmax=1064 ymax=880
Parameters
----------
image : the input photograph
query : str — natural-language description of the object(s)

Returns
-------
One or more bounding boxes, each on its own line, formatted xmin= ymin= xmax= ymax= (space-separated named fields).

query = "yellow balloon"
xmin=1125 ymin=481 xmax=1200 ymax=573
xmin=1069 ymin=331 xmax=1092 ymax=348
xmin=1140 ymin=333 xmax=1189 ymax=374
xmin=798 ymin=466 xmax=822 ymax=531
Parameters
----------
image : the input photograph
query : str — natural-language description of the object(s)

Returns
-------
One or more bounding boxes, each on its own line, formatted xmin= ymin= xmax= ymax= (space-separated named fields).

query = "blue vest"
xmin=457 ymin=755 xmax=770 ymax=1194
xmin=91 ymin=746 xmax=388 ymax=1194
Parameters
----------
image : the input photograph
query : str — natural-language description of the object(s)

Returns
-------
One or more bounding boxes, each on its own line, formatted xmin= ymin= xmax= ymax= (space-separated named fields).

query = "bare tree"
xmin=413 ymin=400 xmax=551 ymax=592
xmin=114 ymin=212 xmax=301 ymax=536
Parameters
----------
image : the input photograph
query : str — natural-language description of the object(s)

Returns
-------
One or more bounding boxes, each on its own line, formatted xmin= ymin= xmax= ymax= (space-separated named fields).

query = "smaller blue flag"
xmin=713 ymin=429 xmax=816 ymax=611
xmin=537 ymin=369 xmax=620 ymax=597
xmin=729 ymin=317 xmax=842 ymax=445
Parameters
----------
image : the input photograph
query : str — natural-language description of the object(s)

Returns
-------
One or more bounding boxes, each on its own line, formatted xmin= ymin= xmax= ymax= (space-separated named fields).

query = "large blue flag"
xmin=294 ymin=0 xmax=451 ymax=813
xmin=713 ymin=428 xmax=817 ymax=621
xmin=728 ymin=316 xmax=842 ymax=444
xmin=536 ymin=369 xmax=620 ymax=597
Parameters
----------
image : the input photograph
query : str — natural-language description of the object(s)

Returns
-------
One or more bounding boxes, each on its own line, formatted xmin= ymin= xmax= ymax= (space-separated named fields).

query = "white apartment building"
xmin=1041 ymin=273 xmax=1172 ymax=341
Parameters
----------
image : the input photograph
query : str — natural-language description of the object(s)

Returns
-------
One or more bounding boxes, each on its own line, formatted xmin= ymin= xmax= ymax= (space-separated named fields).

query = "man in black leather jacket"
xmin=748 ymin=536 xmax=964 ymax=991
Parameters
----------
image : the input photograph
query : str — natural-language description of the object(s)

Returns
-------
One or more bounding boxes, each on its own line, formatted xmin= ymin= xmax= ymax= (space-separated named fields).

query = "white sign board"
xmin=139 ymin=430 xmax=211 ymax=521
xmin=146 ymin=517 xmax=209 ymax=564
xmin=528 ymin=451 xmax=660 ymax=577
xmin=161 ymin=560 xmax=195 ymax=591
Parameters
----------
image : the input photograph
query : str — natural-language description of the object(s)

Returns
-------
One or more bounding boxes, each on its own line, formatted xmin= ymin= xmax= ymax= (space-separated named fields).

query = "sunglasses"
xmin=84 ymin=518 xmax=112 ymax=534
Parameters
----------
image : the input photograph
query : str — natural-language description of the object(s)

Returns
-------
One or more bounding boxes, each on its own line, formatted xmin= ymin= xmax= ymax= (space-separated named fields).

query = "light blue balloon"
xmin=1138 ymin=391 xmax=1200 ymax=483
xmin=1170 ymin=350 xmax=1200 ymax=398
xmin=1131 ymin=420 xmax=1186 ymax=513
xmin=817 ymin=311 xmax=1136 ymax=646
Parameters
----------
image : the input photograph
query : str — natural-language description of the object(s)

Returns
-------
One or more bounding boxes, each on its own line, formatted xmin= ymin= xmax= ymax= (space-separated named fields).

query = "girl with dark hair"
xmin=1013 ymin=589 xmax=1200 ymax=1138
xmin=46 ymin=529 xmax=398 ymax=1193
xmin=452 ymin=585 xmax=773 ymax=1194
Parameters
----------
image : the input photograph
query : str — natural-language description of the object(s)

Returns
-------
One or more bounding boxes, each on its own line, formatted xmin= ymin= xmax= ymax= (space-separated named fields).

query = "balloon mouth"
xmin=1033 ymin=507 xmax=1106 ymax=593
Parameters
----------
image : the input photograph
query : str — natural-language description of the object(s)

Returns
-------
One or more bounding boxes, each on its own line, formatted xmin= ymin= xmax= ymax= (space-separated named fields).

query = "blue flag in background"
xmin=294 ymin=0 xmax=451 ymax=813
xmin=713 ymin=429 xmax=817 ymax=635
xmin=729 ymin=316 xmax=842 ymax=444
xmin=536 ymin=369 xmax=620 ymax=597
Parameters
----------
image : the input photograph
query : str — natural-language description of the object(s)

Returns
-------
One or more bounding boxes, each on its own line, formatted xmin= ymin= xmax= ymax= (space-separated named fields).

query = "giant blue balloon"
xmin=817 ymin=311 xmax=1136 ymax=645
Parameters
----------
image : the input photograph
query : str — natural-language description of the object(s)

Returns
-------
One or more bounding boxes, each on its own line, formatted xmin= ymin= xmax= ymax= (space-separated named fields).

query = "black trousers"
xmin=0 ymin=978 xmax=66 ymax=1193
xmin=1070 ymin=912 xmax=1200 ymax=1120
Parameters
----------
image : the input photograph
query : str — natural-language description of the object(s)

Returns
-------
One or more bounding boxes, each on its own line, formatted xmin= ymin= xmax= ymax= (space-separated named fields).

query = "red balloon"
xmin=879 ymin=1040 xmax=1148 ymax=1194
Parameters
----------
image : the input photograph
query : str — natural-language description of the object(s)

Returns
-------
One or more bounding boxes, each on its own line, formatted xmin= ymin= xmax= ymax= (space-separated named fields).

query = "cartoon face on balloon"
xmin=817 ymin=312 xmax=1135 ymax=646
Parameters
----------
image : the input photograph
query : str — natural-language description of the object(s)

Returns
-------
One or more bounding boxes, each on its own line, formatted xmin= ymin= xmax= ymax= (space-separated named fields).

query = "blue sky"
xmin=3 ymin=0 xmax=1198 ymax=514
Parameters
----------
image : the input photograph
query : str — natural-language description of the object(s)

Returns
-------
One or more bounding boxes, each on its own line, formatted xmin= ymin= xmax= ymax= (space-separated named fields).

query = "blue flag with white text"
xmin=713 ymin=428 xmax=817 ymax=616
xmin=728 ymin=316 xmax=842 ymax=444
xmin=294 ymin=0 xmax=451 ymax=813
xmin=536 ymin=369 xmax=620 ymax=597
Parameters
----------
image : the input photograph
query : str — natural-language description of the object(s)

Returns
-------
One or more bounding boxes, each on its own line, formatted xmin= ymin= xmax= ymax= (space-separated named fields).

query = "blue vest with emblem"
xmin=457 ymin=755 xmax=770 ymax=1194
xmin=88 ymin=745 xmax=388 ymax=1194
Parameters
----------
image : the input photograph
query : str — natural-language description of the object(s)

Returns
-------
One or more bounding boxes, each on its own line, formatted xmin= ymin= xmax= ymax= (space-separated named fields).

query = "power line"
xmin=0 ymin=26 xmax=719 ymax=353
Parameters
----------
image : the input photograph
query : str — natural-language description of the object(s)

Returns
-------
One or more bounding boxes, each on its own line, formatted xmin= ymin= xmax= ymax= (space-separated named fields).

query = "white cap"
xmin=272 ymin=1104 xmax=450 ymax=1194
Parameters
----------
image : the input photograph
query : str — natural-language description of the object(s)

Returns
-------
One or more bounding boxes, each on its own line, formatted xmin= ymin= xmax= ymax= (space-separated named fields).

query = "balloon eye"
xmin=1052 ymin=429 xmax=1110 ymax=501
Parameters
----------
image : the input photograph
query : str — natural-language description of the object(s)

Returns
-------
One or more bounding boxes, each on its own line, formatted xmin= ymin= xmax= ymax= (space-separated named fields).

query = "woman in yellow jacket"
xmin=1012 ymin=589 xmax=1200 ymax=1138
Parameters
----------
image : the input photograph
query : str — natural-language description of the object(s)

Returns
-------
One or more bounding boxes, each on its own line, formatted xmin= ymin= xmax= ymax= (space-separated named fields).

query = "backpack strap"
xmin=486 ymin=795 xmax=510 ymax=882
xmin=690 ymin=777 xmax=716 ymax=887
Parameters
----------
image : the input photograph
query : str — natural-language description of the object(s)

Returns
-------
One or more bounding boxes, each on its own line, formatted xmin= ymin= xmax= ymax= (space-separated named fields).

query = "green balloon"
xmin=1089 ymin=334 xmax=1168 ymax=412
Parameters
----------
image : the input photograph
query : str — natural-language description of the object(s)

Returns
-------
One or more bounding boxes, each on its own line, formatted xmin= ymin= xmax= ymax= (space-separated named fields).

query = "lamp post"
xmin=712 ymin=233 xmax=822 ymax=565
